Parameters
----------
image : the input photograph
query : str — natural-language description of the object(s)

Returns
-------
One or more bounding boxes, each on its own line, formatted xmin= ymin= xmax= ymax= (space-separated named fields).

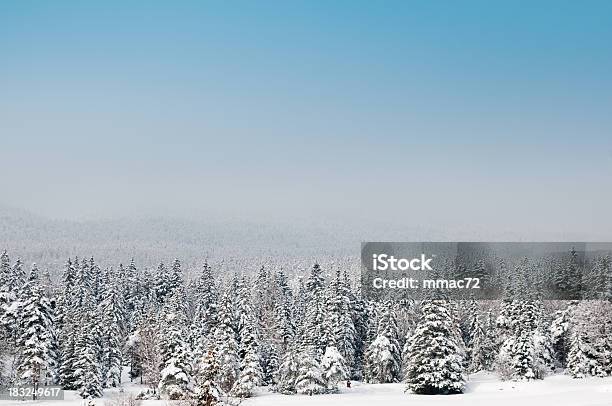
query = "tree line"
xmin=1 ymin=250 xmax=612 ymax=405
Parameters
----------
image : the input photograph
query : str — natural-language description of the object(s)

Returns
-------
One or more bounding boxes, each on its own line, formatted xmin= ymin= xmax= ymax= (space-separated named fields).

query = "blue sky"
xmin=1 ymin=1 xmax=611 ymax=235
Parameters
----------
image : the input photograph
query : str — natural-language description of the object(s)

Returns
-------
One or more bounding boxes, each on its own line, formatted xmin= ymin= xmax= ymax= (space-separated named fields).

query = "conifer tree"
xmin=16 ymin=278 xmax=56 ymax=388
xmin=364 ymin=303 xmax=401 ymax=383
xmin=261 ymin=343 xmax=279 ymax=385
xmin=101 ymin=281 xmax=126 ymax=387
xmin=230 ymin=344 xmax=263 ymax=398
xmin=404 ymin=300 xmax=465 ymax=394
xmin=74 ymin=315 xmax=103 ymax=398
xmin=158 ymin=293 xmax=192 ymax=399
xmin=295 ymin=348 xmax=327 ymax=395
xmin=275 ymin=344 xmax=300 ymax=394
xmin=195 ymin=348 xmax=223 ymax=406
xmin=214 ymin=290 xmax=240 ymax=393
xmin=193 ymin=261 xmax=219 ymax=338
xmin=321 ymin=345 xmax=348 ymax=392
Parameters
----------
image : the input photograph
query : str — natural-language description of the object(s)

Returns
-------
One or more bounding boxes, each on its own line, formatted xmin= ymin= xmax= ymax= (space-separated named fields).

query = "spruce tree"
xmin=295 ymin=348 xmax=327 ymax=395
xmin=230 ymin=344 xmax=263 ymax=398
xmin=275 ymin=344 xmax=300 ymax=394
xmin=101 ymin=281 xmax=126 ymax=387
xmin=158 ymin=293 xmax=192 ymax=399
xmin=404 ymin=300 xmax=465 ymax=395
xmin=321 ymin=345 xmax=348 ymax=392
xmin=364 ymin=304 xmax=401 ymax=383
xmin=16 ymin=280 xmax=56 ymax=389
xmin=195 ymin=348 xmax=223 ymax=406
xmin=74 ymin=315 xmax=103 ymax=398
xmin=214 ymin=290 xmax=240 ymax=393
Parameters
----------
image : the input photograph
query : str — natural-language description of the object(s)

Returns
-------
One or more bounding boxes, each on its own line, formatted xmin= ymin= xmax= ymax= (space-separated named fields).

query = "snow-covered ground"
xmin=3 ymin=372 xmax=612 ymax=406
xmin=244 ymin=373 xmax=612 ymax=406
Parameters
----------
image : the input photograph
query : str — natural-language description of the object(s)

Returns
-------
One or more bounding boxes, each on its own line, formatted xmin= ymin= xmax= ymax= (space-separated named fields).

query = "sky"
xmin=1 ymin=1 xmax=611 ymax=236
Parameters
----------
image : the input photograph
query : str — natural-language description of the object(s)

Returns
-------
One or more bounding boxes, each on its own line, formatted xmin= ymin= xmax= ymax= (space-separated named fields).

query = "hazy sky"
xmin=1 ymin=1 xmax=611 ymax=235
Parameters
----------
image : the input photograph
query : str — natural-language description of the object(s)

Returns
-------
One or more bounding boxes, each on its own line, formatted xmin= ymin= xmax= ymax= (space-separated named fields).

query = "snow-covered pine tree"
xmin=364 ymin=303 xmax=401 ymax=383
xmin=470 ymin=308 xmax=497 ymax=372
xmin=74 ymin=258 xmax=95 ymax=309
xmin=306 ymin=263 xmax=325 ymax=298
xmin=295 ymin=347 xmax=327 ymax=395
xmin=253 ymin=265 xmax=272 ymax=327
xmin=323 ymin=270 xmax=356 ymax=371
xmin=321 ymin=345 xmax=348 ymax=392
xmin=230 ymin=341 xmax=263 ymax=398
xmin=154 ymin=262 xmax=172 ymax=303
xmin=260 ymin=342 xmax=279 ymax=385
xmin=497 ymin=299 xmax=553 ymax=380
xmin=124 ymin=259 xmax=139 ymax=315
xmin=11 ymin=258 xmax=26 ymax=292
xmin=214 ymin=290 xmax=240 ymax=393
xmin=464 ymin=301 xmax=496 ymax=373
xmin=566 ymin=328 xmax=605 ymax=378
xmin=169 ymin=259 xmax=183 ymax=295
xmin=404 ymin=300 xmax=465 ymax=395
xmin=158 ymin=292 xmax=192 ymax=399
xmin=195 ymin=348 xmax=223 ymax=406
xmin=137 ymin=304 xmax=162 ymax=388
xmin=275 ymin=344 xmax=300 ymax=394
xmin=550 ymin=301 xmax=577 ymax=368
xmin=565 ymin=300 xmax=612 ymax=378
xmin=273 ymin=270 xmax=295 ymax=350
xmin=59 ymin=316 xmax=79 ymax=389
xmin=16 ymin=276 xmax=56 ymax=390
xmin=101 ymin=280 xmax=126 ymax=387
xmin=74 ymin=314 xmax=103 ymax=398
xmin=190 ymin=262 xmax=218 ymax=361
xmin=1 ymin=256 xmax=27 ymax=345
xmin=231 ymin=288 xmax=263 ymax=398
xmin=0 ymin=251 xmax=10 ymax=290
xmin=236 ymin=276 xmax=255 ymax=358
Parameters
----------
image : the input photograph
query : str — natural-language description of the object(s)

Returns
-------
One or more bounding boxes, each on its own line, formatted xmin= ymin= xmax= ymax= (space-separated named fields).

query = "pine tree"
xmin=195 ymin=348 xmax=223 ymax=406
xmin=271 ymin=270 xmax=294 ymax=352
xmin=214 ymin=290 xmax=240 ymax=393
xmin=364 ymin=304 xmax=401 ymax=383
xmin=154 ymin=262 xmax=172 ymax=303
xmin=59 ymin=315 xmax=79 ymax=389
xmin=169 ymin=259 xmax=183 ymax=295
xmin=404 ymin=300 xmax=465 ymax=395
xmin=261 ymin=343 xmax=279 ymax=386
xmin=566 ymin=329 xmax=605 ymax=378
xmin=497 ymin=300 xmax=553 ymax=380
xmin=465 ymin=301 xmax=496 ymax=373
xmin=295 ymin=348 xmax=327 ymax=395
xmin=275 ymin=344 xmax=300 ymax=394
xmin=0 ymin=251 xmax=10 ymax=289
xmin=565 ymin=300 xmax=611 ymax=378
xmin=16 ymin=279 xmax=56 ymax=388
xmin=364 ymin=335 xmax=400 ymax=383
xmin=323 ymin=270 xmax=356 ymax=371
xmin=158 ymin=293 xmax=192 ymax=399
xmin=74 ymin=315 xmax=103 ymax=398
xmin=191 ymin=262 xmax=218 ymax=359
xmin=321 ymin=346 xmax=348 ymax=392
xmin=230 ymin=344 xmax=263 ymax=398
xmin=101 ymin=281 xmax=126 ymax=387
xmin=11 ymin=258 xmax=26 ymax=292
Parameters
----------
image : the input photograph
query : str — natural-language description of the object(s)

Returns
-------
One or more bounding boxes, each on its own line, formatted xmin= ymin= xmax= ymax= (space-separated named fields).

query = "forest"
xmin=1 ymin=249 xmax=612 ymax=405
